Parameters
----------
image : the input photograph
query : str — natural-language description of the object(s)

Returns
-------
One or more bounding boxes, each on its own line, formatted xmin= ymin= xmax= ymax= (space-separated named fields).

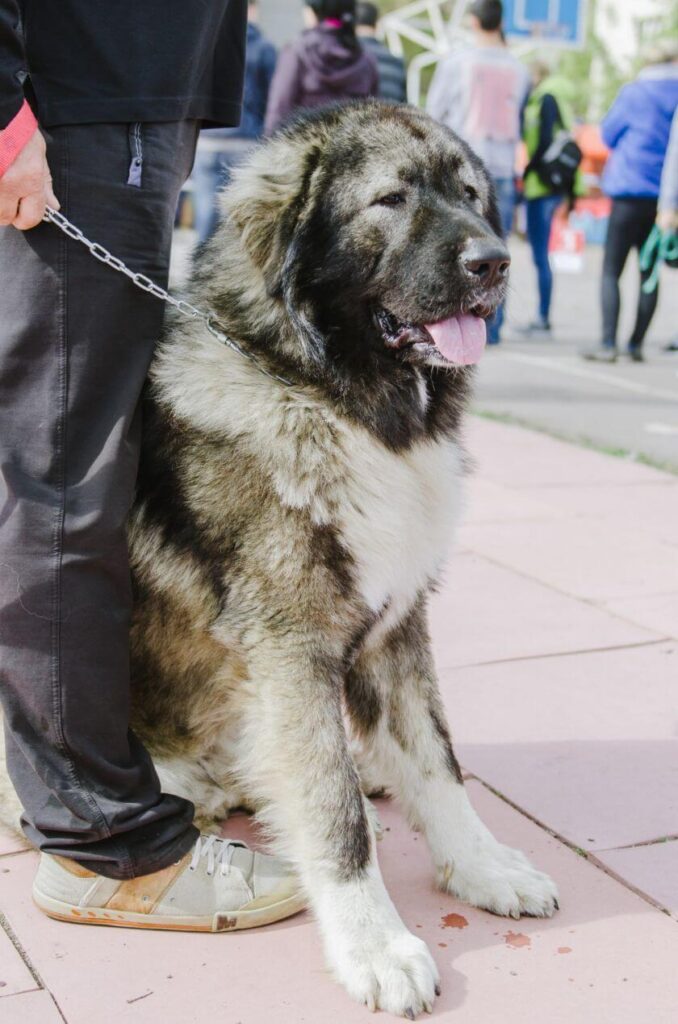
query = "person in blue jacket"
xmin=584 ymin=43 xmax=678 ymax=362
xmin=659 ymin=108 xmax=678 ymax=351
xmin=192 ymin=1 xmax=276 ymax=243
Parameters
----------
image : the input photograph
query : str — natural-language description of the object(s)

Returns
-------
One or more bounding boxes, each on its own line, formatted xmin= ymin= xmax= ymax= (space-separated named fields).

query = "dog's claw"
xmin=404 ymin=1009 xmax=415 ymax=1021
xmin=553 ymin=898 xmax=560 ymax=911
xmin=435 ymin=984 xmax=442 ymax=997
xmin=366 ymin=996 xmax=377 ymax=1013
xmin=424 ymin=1000 xmax=433 ymax=1014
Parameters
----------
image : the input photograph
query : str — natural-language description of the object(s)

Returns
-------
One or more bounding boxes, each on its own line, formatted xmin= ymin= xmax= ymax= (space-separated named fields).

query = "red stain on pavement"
xmin=503 ymin=930 xmax=531 ymax=949
xmin=441 ymin=913 xmax=468 ymax=930
xmin=557 ymin=946 xmax=573 ymax=954
xmin=438 ymin=942 xmax=448 ymax=948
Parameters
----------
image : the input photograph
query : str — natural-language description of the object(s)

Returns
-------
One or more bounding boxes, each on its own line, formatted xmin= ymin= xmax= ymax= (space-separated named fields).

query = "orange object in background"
xmin=575 ymin=123 xmax=609 ymax=195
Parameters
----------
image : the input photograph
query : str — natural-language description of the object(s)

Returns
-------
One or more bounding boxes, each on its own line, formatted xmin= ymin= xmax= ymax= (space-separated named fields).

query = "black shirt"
xmin=0 ymin=0 xmax=246 ymax=130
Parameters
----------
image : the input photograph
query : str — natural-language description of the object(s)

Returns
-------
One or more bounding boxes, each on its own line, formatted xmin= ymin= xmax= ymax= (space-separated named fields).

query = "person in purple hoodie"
xmin=583 ymin=43 xmax=678 ymax=363
xmin=264 ymin=0 xmax=379 ymax=135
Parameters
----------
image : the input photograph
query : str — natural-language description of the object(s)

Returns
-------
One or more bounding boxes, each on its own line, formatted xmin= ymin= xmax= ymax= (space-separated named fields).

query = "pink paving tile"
xmin=603 ymin=592 xmax=678 ymax=641
xmin=517 ymin=481 xmax=678 ymax=549
xmin=462 ymin=477 xmax=561 ymax=526
xmin=0 ymin=989 xmax=64 ymax=1023
xmin=444 ymin=642 xmax=678 ymax=851
xmin=0 ymin=923 xmax=38 ymax=998
xmin=3 ymin=786 xmax=678 ymax=1024
xmin=466 ymin=416 xmax=671 ymax=488
xmin=429 ymin=552 xmax=659 ymax=669
xmin=457 ymin=516 xmax=678 ymax=602
xmin=4 ymin=786 xmax=678 ymax=1023
xmin=593 ymin=841 xmax=678 ymax=917
xmin=0 ymin=823 xmax=31 ymax=858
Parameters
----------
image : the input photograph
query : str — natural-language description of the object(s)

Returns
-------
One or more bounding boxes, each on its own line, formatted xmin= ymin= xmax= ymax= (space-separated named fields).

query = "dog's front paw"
xmin=330 ymin=925 xmax=440 ymax=1018
xmin=439 ymin=840 xmax=559 ymax=919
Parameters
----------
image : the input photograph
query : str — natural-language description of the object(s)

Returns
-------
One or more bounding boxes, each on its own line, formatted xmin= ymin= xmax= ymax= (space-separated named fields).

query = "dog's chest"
xmin=335 ymin=434 xmax=463 ymax=616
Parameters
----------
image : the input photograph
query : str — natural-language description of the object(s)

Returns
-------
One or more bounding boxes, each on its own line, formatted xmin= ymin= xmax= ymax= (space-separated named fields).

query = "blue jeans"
xmin=487 ymin=176 xmax=515 ymax=344
xmin=526 ymin=195 xmax=561 ymax=323
xmin=191 ymin=143 xmax=253 ymax=243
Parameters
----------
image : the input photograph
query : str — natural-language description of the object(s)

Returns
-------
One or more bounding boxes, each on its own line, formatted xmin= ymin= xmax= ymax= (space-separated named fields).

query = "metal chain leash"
xmin=42 ymin=206 xmax=293 ymax=387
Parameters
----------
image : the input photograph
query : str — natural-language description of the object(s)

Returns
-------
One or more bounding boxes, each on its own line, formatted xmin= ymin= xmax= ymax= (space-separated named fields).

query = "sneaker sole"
xmin=33 ymin=888 xmax=306 ymax=932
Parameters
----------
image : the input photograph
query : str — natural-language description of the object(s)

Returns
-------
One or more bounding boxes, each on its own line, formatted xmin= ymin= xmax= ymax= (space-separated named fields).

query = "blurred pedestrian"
xmin=355 ymin=2 xmax=407 ymax=104
xmin=192 ymin=1 xmax=276 ymax=243
xmin=658 ymin=107 xmax=678 ymax=351
xmin=583 ymin=42 xmax=678 ymax=363
xmin=520 ymin=62 xmax=581 ymax=337
xmin=426 ymin=0 xmax=530 ymax=345
xmin=264 ymin=0 xmax=379 ymax=135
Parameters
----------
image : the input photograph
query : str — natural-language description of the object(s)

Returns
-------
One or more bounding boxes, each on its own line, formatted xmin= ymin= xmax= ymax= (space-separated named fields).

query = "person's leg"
xmin=487 ymin=176 xmax=515 ymax=344
xmin=0 ymin=121 xmax=201 ymax=880
xmin=628 ymin=198 xmax=659 ymax=355
xmin=525 ymin=196 xmax=556 ymax=327
xmin=191 ymin=148 xmax=220 ymax=244
xmin=600 ymin=199 xmax=634 ymax=348
xmin=537 ymin=195 xmax=561 ymax=324
xmin=191 ymin=143 xmax=253 ymax=244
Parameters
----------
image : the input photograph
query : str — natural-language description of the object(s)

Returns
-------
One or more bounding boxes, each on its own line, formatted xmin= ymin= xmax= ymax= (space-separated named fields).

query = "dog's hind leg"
xmin=0 ymin=722 xmax=28 ymax=839
xmin=346 ymin=598 xmax=559 ymax=920
xmin=238 ymin=634 xmax=439 ymax=1018
xmin=153 ymin=754 xmax=245 ymax=832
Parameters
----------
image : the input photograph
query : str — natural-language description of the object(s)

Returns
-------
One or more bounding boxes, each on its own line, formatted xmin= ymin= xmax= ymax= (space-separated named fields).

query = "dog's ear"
xmin=222 ymin=136 xmax=323 ymax=297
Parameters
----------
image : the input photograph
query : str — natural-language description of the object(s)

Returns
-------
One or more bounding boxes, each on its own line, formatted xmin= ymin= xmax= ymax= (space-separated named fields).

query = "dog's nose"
xmin=461 ymin=239 xmax=510 ymax=289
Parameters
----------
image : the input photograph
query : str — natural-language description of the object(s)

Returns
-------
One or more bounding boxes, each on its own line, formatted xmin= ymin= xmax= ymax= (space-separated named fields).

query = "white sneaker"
xmin=33 ymin=835 xmax=305 ymax=932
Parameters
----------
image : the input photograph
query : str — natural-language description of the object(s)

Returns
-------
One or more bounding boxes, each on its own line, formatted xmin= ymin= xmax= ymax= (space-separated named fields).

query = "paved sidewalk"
xmin=1 ymin=416 xmax=677 ymax=1023
xmin=476 ymin=237 xmax=678 ymax=472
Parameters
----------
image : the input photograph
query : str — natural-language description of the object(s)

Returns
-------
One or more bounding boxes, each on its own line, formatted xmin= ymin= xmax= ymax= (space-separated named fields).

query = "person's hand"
xmin=657 ymin=208 xmax=678 ymax=233
xmin=0 ymin=129 xmax=59 ymax=230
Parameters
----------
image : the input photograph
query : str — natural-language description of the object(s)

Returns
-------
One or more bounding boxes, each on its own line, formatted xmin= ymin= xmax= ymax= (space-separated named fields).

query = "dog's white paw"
xmin=330 ymin=925 xmax=440 ymax=1018
xmin=439 ymin=839 xmax=559 ymax=919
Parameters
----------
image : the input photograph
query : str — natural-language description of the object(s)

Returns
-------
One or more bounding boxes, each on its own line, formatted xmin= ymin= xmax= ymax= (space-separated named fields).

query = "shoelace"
xmin=188 ymin=835 xmax=247 ymax=878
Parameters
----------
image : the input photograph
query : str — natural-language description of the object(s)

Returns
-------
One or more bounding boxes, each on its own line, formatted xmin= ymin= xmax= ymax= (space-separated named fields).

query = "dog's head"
xmin=213 ymin=102 xmax=508 ymax=410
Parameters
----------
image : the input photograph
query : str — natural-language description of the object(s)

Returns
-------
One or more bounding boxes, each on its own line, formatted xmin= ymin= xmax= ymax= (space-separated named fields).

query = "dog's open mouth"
xmin=376 ymin=307 xmax=489 ymax=366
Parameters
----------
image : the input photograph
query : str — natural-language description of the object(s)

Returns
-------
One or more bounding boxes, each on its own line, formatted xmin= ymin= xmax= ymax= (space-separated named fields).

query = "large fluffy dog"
xmin=2 ymin=102 xmax=558 ymax=1016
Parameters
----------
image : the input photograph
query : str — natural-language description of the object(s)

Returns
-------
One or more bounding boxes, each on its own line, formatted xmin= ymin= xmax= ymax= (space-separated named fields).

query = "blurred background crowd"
xmin=181 ymin=0 xmax=678 ymax=365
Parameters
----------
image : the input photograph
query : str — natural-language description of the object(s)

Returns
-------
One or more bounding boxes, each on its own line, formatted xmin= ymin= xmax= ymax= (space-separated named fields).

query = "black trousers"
xmin=0 ymin=121 xmax=200 ymax=879
xmin=601 ymin=196 xmax=659 ymax=349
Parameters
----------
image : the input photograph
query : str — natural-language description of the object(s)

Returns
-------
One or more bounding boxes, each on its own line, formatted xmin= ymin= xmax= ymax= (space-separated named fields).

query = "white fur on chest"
xmin=157 ymin=345 xmax=463 ymax=623
xmin=335 ymin=428 xmax=463 ymax=620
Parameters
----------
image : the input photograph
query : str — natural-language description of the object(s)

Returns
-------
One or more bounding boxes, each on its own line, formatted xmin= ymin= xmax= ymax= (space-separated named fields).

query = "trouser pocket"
xmin=127 ymin=123 xmax=143 ymax=187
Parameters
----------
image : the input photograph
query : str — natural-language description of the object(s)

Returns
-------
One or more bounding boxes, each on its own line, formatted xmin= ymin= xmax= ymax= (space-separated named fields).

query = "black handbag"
xmin=536 ymin=130 xmax=583 ymax=194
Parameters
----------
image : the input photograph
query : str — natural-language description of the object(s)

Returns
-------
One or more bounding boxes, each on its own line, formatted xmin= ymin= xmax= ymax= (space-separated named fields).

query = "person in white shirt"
xmin=427 ymin=0 xmax=530 ymax=344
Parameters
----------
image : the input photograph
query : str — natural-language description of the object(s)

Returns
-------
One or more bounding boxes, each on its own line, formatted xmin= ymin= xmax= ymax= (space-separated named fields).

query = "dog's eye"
xmin=375 ymin=192 xmax=406 ymax=207
xmin=464 ymin=186 xmax=479 ymax=202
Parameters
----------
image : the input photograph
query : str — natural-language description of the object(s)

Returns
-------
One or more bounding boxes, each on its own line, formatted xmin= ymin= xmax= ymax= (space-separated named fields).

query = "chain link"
xmin=42 ymin=206 xmax=293 ymax=387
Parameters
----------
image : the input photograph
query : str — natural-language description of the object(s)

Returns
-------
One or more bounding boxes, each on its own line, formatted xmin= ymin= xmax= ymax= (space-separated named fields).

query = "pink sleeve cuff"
xmin=0 ymin=101 xmax=38 ymax=179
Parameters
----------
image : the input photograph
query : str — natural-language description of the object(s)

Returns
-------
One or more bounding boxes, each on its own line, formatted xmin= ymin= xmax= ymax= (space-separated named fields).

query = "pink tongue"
xmin=424 ymin=314 xmax=486 ymax=365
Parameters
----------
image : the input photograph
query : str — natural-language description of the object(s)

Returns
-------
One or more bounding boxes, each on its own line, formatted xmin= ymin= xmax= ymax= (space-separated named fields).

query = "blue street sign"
xmin=503 ymin=0 xmax=587 ymax=48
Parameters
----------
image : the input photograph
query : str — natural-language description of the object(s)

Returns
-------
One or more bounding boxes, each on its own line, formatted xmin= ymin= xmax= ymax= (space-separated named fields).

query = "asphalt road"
xmin=474 ymin=238 xmax=678 ymax=473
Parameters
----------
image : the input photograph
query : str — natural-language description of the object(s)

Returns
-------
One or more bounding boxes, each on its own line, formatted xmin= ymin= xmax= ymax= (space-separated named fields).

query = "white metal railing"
xmin=380 ymin=0 xmax=469 ymax=106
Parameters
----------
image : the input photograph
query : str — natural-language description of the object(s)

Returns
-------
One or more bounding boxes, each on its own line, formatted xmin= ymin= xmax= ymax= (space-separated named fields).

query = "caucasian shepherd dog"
xmin=4 ymin=102 xmax=559 ymax=1016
